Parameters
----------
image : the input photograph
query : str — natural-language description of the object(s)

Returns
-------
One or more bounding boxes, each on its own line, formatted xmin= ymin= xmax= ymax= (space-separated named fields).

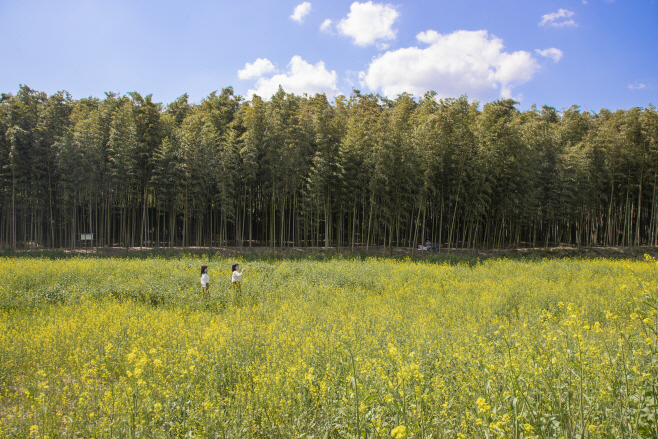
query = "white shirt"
xmin=200 ymin=273 xmax=209 ymax=286
xmin=232 ymin=270 xmax=243 ymax=283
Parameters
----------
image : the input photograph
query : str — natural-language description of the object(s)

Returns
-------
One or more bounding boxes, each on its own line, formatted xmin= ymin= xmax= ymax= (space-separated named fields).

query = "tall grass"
xmin=0 ymin=255 xmax=656 ymax=438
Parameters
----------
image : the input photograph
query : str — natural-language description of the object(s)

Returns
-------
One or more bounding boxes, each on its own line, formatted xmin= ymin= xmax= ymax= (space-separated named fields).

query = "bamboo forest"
xmin=1 ymin=85 xmax=657 ymax=251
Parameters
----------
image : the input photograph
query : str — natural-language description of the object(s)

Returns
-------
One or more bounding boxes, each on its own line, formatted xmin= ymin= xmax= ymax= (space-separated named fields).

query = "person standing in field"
xmin=232 ymin=263 xmax=246 ymax=294
xmin=200 ymin=265 xmax=209 ymax=300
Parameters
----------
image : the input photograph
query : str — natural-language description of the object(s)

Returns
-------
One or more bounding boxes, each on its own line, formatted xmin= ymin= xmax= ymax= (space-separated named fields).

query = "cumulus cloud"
xmin=535 ymin=47 xmax=563 ymax=62
xmin=246 ymin=55 xmax=341 ymax=98
xmin=290 ymin=2 xmax=311 ymax=23
xmin=540 ymin=9 xmax=577 ymax=27
xmin=238 ymin=58 xmax=277 ymax=80
xmin=628 ymin=82 xmax=647 ymax=90
xmin=359 ymin=30 xmax=541 ymax=100
xmin=337 ymin=1 xmax=399 ymax=47
xmin=320 ymin=18 xmax=333 ymax=32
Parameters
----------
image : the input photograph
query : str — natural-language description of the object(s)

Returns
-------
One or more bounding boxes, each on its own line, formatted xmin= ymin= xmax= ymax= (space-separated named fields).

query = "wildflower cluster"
xmin=0 ymin=255 xmax=656 ymax=438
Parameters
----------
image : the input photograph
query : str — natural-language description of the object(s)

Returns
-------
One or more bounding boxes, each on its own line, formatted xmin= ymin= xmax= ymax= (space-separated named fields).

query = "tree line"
xmin=1 ymin=85 xmax=657 ymax=252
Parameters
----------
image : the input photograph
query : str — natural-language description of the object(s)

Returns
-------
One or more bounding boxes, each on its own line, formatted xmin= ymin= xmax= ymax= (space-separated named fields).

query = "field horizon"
xmin=2 ymin=243 xmax=656 ymax=262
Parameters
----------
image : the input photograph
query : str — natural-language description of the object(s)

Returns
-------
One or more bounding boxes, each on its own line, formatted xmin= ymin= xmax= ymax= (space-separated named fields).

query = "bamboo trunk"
xmin=636 ymin=167 xmax=643 ymax=246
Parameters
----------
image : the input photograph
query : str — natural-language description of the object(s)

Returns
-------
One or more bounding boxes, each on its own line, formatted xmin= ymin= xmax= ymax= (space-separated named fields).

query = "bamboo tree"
xmin=2 ymin=84 xmax=658 ymax=250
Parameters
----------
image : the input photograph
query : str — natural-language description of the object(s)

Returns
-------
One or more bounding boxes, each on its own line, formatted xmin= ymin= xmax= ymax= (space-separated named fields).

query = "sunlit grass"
xmin=0 ymin=255 xmax=656 ymax=438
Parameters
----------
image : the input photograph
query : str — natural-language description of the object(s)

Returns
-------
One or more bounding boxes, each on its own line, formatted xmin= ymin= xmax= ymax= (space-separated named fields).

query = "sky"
xmin=1 ymin=0 xmax=656 ymax=111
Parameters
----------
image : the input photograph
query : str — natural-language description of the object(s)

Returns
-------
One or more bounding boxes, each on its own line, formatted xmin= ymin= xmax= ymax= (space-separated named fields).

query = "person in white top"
xmin=231 ymin=263 xmax=246 ymax=294
xmin=200 ymin=265 xmax=209 ymax=300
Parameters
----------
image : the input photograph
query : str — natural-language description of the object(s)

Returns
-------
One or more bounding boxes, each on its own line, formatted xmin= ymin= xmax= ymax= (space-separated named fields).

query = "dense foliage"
xmin=1 ymin=85 xmax=657 ymax=251
xmin=1 ymin=255 xmax=657 ymax=437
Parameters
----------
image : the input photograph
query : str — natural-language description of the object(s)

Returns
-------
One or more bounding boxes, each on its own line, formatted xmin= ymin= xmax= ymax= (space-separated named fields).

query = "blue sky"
xmin=1 ymin=0 xmax=656 ymax=111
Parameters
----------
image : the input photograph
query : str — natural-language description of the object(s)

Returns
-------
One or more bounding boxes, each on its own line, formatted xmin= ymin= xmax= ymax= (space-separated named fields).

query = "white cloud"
xmin=290 ymin=2 xmax=311 ymax=23
xmin=540 ymin=9 xmax=577 ymax=27
xmin=552 ymin=19 xmax=576 ymax=27
xmin=535 ymin=47 xmax=563 ymax=62
xmin=359 ymin=30 xmax=541 ymax=100
xmin=337 ymin=1 xmax=399 ymax=47
xmin=345 ymin=70 xmax=359 ymax=87
xmin=238 ymin=58 xmax=277 ymax=80
xmin=247 ymin=55 xmax=341 ymax=98
xmin=628 ymin=82 xmax=647 ymax=90
xmin=320 ymin=18 xmax=333 ymax=32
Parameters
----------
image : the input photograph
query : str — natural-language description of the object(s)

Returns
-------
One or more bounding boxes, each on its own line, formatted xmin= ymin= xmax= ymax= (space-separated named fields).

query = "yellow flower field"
xmin=0 ymin=255 xmax=656 ymax=438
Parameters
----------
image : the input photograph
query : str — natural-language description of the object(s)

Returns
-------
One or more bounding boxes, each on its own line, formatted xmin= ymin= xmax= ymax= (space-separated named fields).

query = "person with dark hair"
xmin=231 ymin=263 xmax=246 ymax=294
xmin=200 ymin=265 xmax=209 ymax=300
